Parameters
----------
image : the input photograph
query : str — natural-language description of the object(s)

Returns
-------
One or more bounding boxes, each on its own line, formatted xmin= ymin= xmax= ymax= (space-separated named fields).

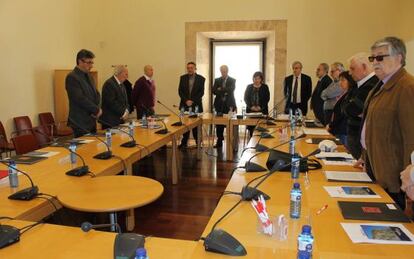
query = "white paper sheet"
xmin=341 ymin=223 xmax=414 ymax=245
xmin=322 ymin=159 xmax=356 ymax=166
xmin=316 ymin=152 xmax=354 ymax=159
xmin=25 ymin=151 xmax=60 ymax=158
xmin=323 ymin=186 xmax=380 ymax=198
xmin=303 ymin=128 xmax=329 ymax=135
xmin=324 ymin=171 xmax=373 ymax=183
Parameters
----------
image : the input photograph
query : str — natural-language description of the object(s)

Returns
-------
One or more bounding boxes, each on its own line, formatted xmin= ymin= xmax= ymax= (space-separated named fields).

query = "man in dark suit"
xmin=178 ymin=62 xmax=205 ymax=148
xmin=100 ymin=65 xmax=130 ymax=129
xmin=212 ymin=65 xmax=236 ymax=148
xmin=122 ymin=79 xmax=134 ymax=114
xmin=284 ymin=61 xmax=312 ymax=115
xmin=310 ymin=63 xmax=333 ymax=125
xmin=132 ymin=65 xmax=156 ymax=119
xmin=65 ymin=49 xmax=101 ymax=137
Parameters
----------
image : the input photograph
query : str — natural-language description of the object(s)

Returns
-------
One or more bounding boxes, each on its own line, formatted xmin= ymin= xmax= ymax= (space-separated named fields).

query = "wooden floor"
xmin=132 ymin=143 xmax=238 ymax=240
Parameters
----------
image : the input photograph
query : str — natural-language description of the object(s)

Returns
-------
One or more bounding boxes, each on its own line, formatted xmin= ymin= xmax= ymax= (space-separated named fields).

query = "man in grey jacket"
xmin=321 ymin=62 xmax=345 ymax=124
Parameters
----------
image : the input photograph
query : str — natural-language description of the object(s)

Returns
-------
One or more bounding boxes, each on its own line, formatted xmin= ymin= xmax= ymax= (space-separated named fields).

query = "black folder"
xmin=338 ymin=201 xmax=411 ymax=223
xmin=7 ymin=155 xmax=47 ymax=165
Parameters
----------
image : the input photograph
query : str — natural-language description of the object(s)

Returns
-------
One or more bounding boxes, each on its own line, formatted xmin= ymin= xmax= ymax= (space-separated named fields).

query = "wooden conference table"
xmin=2 ymin=118 xmax=414 ymax=258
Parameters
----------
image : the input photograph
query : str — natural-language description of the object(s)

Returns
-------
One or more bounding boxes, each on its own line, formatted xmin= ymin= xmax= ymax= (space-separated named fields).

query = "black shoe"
xmin=178 ymin=143 xmax=187 ymax=149
xmin=214 ymin=142 xmax=223 ymax=148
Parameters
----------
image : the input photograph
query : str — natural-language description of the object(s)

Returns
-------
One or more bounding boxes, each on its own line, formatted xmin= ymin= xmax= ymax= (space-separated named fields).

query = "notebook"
xmin=338 ymin=201 xmax=411 ymax=223
xmin=6 ymin=155 xmax=47 ymax=165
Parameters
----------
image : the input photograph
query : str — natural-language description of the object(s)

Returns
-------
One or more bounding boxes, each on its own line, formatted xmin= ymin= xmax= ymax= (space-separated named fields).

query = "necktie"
xmin=292 ymin=77 xmax=298 ymax=104
xmin=120 ymin=84 xmax=128 ymax=107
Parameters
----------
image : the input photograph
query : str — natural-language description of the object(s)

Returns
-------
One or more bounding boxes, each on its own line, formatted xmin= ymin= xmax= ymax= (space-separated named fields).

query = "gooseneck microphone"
xmin=0 ymin=160 xmax=39 ymax=200
xmin=157 ymin=100 xmax=183 ymax=126
xmin=81 ymin=221 xmax=121 ymax=234
xmin=65 ymin=145 xmax=90 ymax=177
xmin=155 ymin=119 xmax=169 ymax=135
xmin=68 ymin=117 xmax=113 ymax=160
xmin=240 ymin=148 xmax=321 ymax=201
xmin=243 ymin=133 xmax=307 ymax=172
xmin=93 ymin=116 xmax=136 ymax=148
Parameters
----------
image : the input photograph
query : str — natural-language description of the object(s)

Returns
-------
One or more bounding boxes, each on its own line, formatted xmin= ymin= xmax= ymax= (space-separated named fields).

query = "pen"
xmin=316 ymin=204 xmax=328 ymax=215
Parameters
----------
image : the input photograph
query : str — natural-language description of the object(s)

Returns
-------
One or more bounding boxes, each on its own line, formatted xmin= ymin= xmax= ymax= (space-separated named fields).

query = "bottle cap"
xmin=136 ymin=247 xmax=147 ymax=257
xmin=302 ymin=225 xmax=311 ymax=234
xmin=293 ymin=182 xmax=300 ymax=189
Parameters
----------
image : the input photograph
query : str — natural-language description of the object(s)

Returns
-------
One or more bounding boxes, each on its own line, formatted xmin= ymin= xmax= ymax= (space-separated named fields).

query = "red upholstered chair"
xmin=33 ymin=125 xmax=52 ymax=147
xmin=13 ymin=116 xmax=33 ymax=136
xmin=38 ymin=112 xmax=72 ymax=137
xmin=0 ymin=121 xmax=15 ymax=157
xmin=11 ymin=133 xmax=40 ymax=155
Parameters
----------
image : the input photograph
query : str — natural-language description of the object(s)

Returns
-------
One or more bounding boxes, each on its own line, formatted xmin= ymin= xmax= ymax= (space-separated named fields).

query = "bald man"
xmin=132 ymin=65 xmax=156 ymax=118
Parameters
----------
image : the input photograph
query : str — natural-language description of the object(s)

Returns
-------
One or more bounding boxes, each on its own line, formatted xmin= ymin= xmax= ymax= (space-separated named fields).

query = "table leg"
xmin=226 ymin=122 xmax=232 ymax=161
xmin=171 ymin=135 xmax=178 ymax=184
xmin=109 ymin=212 xmax=118 ymax=232
xmin=124 ymin=161 xmax=135 ymax=231
xmin=197 ymin=125 xmax=202 ymax=160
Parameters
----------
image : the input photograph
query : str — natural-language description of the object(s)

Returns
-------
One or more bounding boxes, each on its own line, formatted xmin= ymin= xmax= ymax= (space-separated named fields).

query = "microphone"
xmin=240 ymin=148 xmax=321 ymax=201
xmin=32 ymin=126 xmax=58 ymax=146
xmin=243 ymin=133 xmax=307 ymax=172
xmin=81 ymin=221 xmax=121 ymax=234
xmin=155 ymin=119 xmax=169 ymax=134
xmin=64 ymin=144 xmax=90 ymax=177
xmin=68 ymin=117 xmax=113 ymax=160
xmin=81 ymin=221 xmax=145 ymax=258
xmin=157 ymin=100 xmax=183 ymax=126
xmin=93 ymin=116 xmax=136 ymax=148
xmin=0 ymin=160 xmax=39 ymax=200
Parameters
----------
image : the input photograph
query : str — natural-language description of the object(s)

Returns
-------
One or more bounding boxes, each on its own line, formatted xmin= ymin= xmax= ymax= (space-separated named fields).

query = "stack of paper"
xmin=303 ymin=128 xmax=329 ymax=135
xmin=324 ymin=171 xmax=373 ymax=183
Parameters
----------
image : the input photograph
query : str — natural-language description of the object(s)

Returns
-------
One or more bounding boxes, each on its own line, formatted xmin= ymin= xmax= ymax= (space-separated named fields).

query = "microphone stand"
xmin=0 ymin=160 xmax=39 ymax=200
xmin=155 ymin=119 xmax=169 ymax=134
xmin=157 ymin=100 xmax=183 ymax=126
xmin=94 ymin=116 xmax=136 ymax=148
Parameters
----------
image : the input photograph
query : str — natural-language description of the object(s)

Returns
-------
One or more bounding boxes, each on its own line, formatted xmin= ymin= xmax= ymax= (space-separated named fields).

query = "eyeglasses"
xmin=368 ymin=54 xmax=390 ymax=62
xmin=82 ymin=59 xmax=94 ymax=65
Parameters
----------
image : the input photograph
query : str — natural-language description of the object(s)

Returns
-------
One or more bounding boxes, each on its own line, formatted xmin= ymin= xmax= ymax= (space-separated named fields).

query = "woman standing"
xmin=327 ymin=71 xmax=356 ymax=147
xmin=244 ymin=71 xmax=270 ymax=137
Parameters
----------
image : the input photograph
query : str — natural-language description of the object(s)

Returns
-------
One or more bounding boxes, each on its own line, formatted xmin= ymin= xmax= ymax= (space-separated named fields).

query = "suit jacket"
xmin=284 ymin=73 xmax=312 ymax=115
xmin=212 ymin=76 xmax=236 ymax=113
xmin=123 ymin=79 xmax=134 ymax=113
xmin=328 ymin=91 xmax=350 ymax=136
xmin=244 ymin=84 xmax=270 ymax=114
xmin=178 ymin=73 xmax=205 ymax=112
xmin=65 ymin=66 xmax=100 ymax=132
xmin=101 ymin=76 xmax=129 ymax=128
xmin=364 ymin=68 xmax=414 ymax=193
xmin=311 ymin=75 xmax=333 ymax=124
xmin=343 ymin=74 xmax=379 ymax=135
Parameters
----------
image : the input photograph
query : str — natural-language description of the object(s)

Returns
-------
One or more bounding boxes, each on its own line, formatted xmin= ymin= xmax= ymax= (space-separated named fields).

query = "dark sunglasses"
xmin=368 ymin=54 xmax=390 ymax=62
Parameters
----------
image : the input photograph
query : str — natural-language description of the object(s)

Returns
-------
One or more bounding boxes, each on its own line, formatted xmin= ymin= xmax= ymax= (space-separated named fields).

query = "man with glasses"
xmin=343 ymin=53 xmax=378 ymax=159
xmin=65 ymin=49 xmax=101 ymax=137
xmin=362 ymin=37 xmax=414 ymax=209
xmin=321 ymin=62 xmax=345 ymax=124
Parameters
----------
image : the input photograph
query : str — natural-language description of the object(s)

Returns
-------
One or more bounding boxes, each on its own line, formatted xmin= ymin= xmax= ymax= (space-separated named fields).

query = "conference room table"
xmin=0 ymin=115 xmax=201 ymax=228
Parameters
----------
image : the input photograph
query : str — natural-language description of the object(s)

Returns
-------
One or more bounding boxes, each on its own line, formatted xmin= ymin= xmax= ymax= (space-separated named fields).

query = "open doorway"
xmin=211 ymin=41 xmax=265 ymax=111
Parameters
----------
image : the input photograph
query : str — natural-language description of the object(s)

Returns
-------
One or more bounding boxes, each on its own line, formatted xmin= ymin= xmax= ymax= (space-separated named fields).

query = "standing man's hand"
xmin=186 ymin=100 xmax=193 ymax=107
xmin=96 ymin=109 xmax=103 ymax=118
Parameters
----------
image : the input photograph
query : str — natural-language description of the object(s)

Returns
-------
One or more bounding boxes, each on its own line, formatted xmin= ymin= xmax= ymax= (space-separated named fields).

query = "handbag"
xmin=266 ymin=149 xmax=321 ymax=172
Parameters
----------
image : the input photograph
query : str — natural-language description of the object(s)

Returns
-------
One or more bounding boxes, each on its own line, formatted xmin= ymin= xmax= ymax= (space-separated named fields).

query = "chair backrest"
xmin=38 ymin=112 xmax=56 ymax=136
xmin=33 ymin=125 xmax=52 ymax=147
xmin=13 ymin=116 xmax=33 ymax=135
xmin=0 ymin=121 xmax=8 ymax=147
xmin=12 ymin=133 xmax=39 ymax=155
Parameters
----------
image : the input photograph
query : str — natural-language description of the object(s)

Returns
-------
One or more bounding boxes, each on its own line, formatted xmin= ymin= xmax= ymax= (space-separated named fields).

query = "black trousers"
xmin=181 ymin=127 xmax=198 ymax=145
xmin=324 ymin=109 xmax=333 ymax=125
xmin=216 ymin=125 xmax=225 ymax=142
xmin=71 ymin=126 xmax=96 ymax=138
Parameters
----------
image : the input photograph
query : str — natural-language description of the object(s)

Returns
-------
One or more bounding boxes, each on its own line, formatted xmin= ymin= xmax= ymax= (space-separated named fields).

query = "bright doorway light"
xmin=212 ymin=42 xmax=263 ymax=111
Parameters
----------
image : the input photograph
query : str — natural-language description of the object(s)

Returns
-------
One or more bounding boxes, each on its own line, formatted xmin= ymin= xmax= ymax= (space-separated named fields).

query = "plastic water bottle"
xmin=8 ymin=161 xmax=18 ymax=188
xmin=142 ymin=114 xmax=148 ymax=127
xmin=129 ymin=121 xmax=135 ymax=136
xmin=105 ymin=129 xmax=112 ymax=149
xmin=291 ymin=153 xmax=300 ymax=179
xmin=195 ymin=105 xmax=199 ymax=114
xmin=135 ymin=247 xmax=149 ymax=259
xmin=69 ymin=142 xmax=77 ymax=164
xmin=189 ymin=106 xmax=193 ymax=115
xmin=290 ymin=183 xmax=302 ymax=219
xmin=297 ymin=225 xmax=314 ymax=259
xmin=289 ymin=135 xmax=296 ymax=155
xmin=242 ymin=106 xmax=246 ymax=117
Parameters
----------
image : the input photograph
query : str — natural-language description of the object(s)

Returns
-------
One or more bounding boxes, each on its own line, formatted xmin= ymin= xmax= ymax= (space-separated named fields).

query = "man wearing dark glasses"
xmin=362 ymin=37 xmax=414 ymax=210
